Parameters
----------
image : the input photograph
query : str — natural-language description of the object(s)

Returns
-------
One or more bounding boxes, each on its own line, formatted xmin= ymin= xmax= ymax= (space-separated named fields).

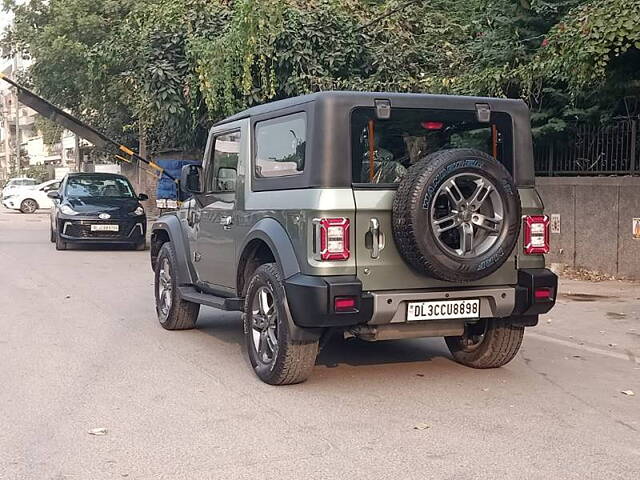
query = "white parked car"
xmin=2 ymin=177 xmax=38 ymax=201
xmin=2 ymin=179 xmax=61 ymax=213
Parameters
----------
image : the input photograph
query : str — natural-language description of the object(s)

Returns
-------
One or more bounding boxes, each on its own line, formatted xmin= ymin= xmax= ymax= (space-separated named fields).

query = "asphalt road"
xmin=1 ymin=209 xmax=639 ymax=480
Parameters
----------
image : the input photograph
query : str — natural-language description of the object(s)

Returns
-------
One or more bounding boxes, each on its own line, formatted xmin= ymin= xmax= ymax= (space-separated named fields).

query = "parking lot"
xmin=1 ymin=209 xmax=639 ymax=479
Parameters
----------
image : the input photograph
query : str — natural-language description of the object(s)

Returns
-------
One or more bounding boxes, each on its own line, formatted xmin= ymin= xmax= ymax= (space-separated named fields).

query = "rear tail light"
xmin=314 ymin=218 xmax=350 ymax=261
xmin=523 ymin=215 xmax=550 ymax=255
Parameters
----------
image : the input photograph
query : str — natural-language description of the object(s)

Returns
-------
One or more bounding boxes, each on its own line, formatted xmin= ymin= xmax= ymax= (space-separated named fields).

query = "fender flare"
xmin=150 ymin=215 xmax=196 ymax=286
xmin=238 ymin=217 xmax=301 ymax=281
xmin=239 ymin=218 xmax=320 ymax=342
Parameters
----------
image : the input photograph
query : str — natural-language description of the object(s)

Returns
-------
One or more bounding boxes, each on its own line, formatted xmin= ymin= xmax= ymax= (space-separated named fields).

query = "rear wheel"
xmin=155 ymin=242 xmax=199 ymax=330
xmin=243 ymin=263 xmax=319 ymax=385
xmin=445 ymin=318 xmax=524 ymax=368
xmin=20 ymin=198 xmax=38 ymax=214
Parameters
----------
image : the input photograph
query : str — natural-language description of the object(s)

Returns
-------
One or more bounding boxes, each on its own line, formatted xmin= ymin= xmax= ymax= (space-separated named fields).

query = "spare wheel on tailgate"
xmin=392 ymin=148 xmax=521 ymax=282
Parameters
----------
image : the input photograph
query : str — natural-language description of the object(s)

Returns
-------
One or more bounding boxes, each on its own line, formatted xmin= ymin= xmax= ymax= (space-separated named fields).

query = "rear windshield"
xmin=8 ymin=179 xmax=37 ymax=186
xmin=351 ymin=108 xmax=513 ymax=185
xmin=65 ymin=176 xmax=135 ymax=198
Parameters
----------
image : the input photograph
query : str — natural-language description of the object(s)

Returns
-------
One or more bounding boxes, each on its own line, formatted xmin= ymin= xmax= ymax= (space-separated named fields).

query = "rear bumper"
xmin=284 ymin=268 xmax=557 ymax=328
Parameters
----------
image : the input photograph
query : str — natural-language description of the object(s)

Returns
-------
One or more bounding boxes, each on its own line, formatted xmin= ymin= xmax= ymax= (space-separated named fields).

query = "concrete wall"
xmin=537 ymin=177 xmax=640 ymax=279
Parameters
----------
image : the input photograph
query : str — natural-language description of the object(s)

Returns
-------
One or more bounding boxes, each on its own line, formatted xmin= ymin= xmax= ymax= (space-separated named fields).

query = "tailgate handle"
xmin=366 ymin=217 xmax=385 ymax=259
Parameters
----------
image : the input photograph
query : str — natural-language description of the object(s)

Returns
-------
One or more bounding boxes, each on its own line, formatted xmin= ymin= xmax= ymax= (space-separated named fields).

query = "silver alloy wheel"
xmin=430 ymin=173 xmax=504 ymax=258
xmin=21 ymin=199 xmax=37 ymax=213
xmin=251 ymin=286 xmax=278 ymax=364
xmin=158 ymin=258 xmax=173 ymax=320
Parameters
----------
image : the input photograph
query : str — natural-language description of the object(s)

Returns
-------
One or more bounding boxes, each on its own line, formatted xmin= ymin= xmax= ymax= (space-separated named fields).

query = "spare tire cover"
xmin=392 ymin=148 xmax=521 ymax=282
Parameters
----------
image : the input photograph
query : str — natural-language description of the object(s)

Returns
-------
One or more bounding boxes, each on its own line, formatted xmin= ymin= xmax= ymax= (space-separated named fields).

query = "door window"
xmin=208 ymin=131 xmax=241 ymax=192
xmin=42 ymin=182 xmax=60 ymax=192
xmin=255 ymin=113 xmax=306 ymax=178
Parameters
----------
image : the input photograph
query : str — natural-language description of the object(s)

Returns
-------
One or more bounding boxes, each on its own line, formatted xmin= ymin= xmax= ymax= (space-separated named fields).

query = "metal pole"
xmin=13 ymin=55 xmax=20 ymax=175
xmin=2 ymin=95 xmax=10 ymax=180
xmin=630 ymin=119 xmax=637 ymax=174
xmin=74 ymin=133 xmax=81 ymax=172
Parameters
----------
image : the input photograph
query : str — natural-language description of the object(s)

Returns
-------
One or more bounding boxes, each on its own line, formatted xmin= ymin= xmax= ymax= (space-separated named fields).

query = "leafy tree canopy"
xmin=2 ymin=0 xmax=638 ymax=153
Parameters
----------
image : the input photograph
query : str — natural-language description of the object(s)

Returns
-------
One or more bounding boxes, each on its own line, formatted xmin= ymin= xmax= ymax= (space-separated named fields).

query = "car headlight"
xmin=60 ymin=205 xmax=78 ymax=215
xmin=132 ymin=206 xmax=145 ymax=216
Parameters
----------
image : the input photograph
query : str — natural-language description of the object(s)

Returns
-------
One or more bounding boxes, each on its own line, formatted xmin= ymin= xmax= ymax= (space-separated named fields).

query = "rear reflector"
xmin=334 ymin=296 xmax=357 ymax=312
xmin=523 ymin=215 xmax=550 ymax=255
xmin=534 ymin=287 xmax=553 ymax=300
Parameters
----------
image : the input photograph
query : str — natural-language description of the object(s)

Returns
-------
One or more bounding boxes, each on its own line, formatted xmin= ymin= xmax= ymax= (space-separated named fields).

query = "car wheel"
xmin=392 ymin=148 xmax=521 ymax=282
xmin=55 ymin=233 xmax=68 ymax=250
xmin=50 ymin=228 xmax=56 ymax=243
xmin=20 ymin=198 xmax=38 ymax=214
xmin=445 ymin=318 xmax=524 ymax=368
xmin=134 ymin=239 xmax=147 ymax=251
xmin=155 ymin=242 xmax=199 ymax=330
xmin=243 ymin=263 xmax=319 ymax=385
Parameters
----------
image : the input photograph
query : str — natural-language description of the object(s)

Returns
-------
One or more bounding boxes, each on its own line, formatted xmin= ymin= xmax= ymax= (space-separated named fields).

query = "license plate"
xmin=407 ymin=299 xmax=480 ymax=321
xmin=90 ymin=224 xmax=119 ymax=232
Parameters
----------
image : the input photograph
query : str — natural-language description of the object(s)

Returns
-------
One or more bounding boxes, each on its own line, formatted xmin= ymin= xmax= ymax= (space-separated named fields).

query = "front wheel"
xmin=445 ymin=318 xmax=524 ymax=368
xmin=55 ymin=233 xmax=67 ymax=250
xmin=155 ymin=242 xmax=199 ymax=330
xmin=243 ymin=263 xmax=319 ymax=385
xmin=20 ymin=198 xmax=38 ymax=214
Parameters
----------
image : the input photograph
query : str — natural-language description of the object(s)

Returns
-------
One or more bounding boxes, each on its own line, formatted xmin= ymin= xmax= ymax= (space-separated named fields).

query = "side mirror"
xmin=180 ymin=165 xmax=204 ymax=194
xmin=47 ymin=191 xmax=61 ymax=200
xmin=138 ymin=193 xmax=149 ymax=201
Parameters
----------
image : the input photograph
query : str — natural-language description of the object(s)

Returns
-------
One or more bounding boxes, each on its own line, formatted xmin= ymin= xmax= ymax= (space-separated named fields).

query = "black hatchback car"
xmin=48 ymin=173 xmax=148 ymax=250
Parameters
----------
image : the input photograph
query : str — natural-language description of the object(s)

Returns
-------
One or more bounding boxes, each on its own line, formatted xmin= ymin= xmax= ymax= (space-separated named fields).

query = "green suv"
xmin=150 ymin=91 xmax=557 ymax=385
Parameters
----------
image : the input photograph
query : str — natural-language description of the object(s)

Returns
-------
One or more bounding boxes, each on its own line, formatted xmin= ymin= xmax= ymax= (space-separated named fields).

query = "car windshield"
xmin=65 ymin=176 xmax=135 ymax=198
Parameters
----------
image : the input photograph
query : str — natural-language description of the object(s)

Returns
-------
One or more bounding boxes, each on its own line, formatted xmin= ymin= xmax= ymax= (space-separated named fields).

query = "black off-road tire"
xmin=134 ymin=239 xmax=147 ymax=251
xmin=20 ymin=198 xmax=38 ymax=214
xmin=155 ymin=242 xmax=199 ymax=330
xmin=392 ymin=148 xmax=521 ymax=282
xmin=55 ymin=233 xmax=68 ymax=250
xmin=243 ymin=263 xmax=319 ymax=385
xmin=50 ymin=228 xmax=56 ymax=243
xmin=445 ymin=318 xmax=525 ymax=368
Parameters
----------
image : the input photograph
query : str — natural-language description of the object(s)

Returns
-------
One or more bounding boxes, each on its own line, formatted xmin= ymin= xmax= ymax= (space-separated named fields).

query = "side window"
xmin=209 ymin=131 xmax=241 ymax=192
xmin=42 ymin=182 xmax=60 ymax=192
xmin=255 ymin=112 xmax=306 ymax=178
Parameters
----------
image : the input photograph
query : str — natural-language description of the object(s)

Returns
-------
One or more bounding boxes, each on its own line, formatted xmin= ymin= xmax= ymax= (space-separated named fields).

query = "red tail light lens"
xmin=523 ymin=215 xmax=550 ymax=254
xmin=316 ymin=218 xmax=350 ymax=261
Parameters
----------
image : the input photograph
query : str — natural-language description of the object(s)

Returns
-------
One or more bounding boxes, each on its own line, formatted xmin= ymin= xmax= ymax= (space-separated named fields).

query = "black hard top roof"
xmin=216 ymin=90 xmax=527 ymax=126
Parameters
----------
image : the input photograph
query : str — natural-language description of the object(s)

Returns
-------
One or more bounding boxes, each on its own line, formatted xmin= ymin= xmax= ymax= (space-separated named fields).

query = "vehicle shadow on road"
xmin=316 ymin=333 xmax=452 ymax=368
xmin=196 ymin=308 xmax=245 ymax=347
